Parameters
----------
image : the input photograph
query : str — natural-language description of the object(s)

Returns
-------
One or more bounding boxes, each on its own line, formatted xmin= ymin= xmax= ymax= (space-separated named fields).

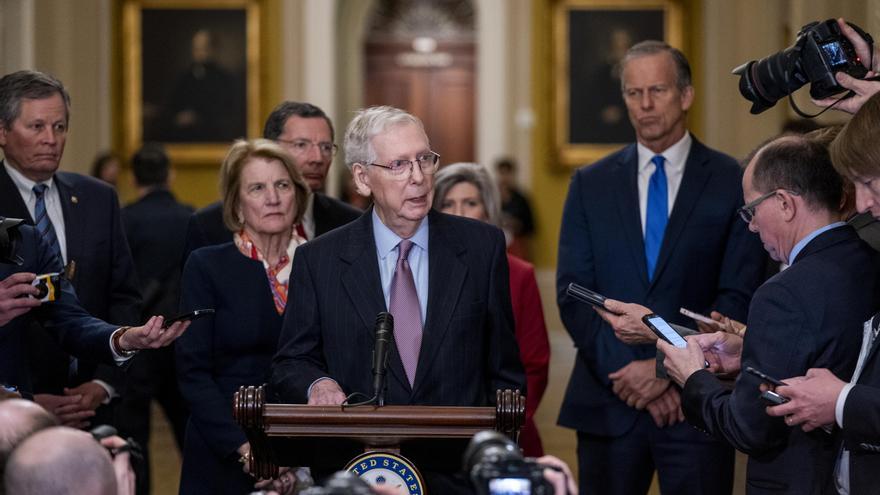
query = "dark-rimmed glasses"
xmin=368 ymin=151 xmax=440 ymax=180
xmin=738 ymin=189 xmax=789 ymax=224
xmin=276 ymin=138 xmax=337 ymax=158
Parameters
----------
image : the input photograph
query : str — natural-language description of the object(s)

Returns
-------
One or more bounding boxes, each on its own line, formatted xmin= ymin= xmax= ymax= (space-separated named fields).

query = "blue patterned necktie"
xmin=645 ymin=155 xmax=668 ymax=280
xmin=32 ymin=183 xmax=63 ymax=262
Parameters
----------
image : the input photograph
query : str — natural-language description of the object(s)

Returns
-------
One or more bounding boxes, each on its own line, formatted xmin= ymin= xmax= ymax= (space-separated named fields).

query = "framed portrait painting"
xmin=554 ymin=0 xmax=686 ymax=167
xmin=118 ymin=0 xmax=265 ymax=165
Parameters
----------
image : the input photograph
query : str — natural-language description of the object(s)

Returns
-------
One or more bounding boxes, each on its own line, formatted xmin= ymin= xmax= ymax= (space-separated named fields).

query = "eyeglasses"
xmin=277 ymin=138 xmax=337 ymax=158
xmin=368 ymin=151 xmax=440 ymax=180
xmin=738 ymin=190 xmax=778 ymax=224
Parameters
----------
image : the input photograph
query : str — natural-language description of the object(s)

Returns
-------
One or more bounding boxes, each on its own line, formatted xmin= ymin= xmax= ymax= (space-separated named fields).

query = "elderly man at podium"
xmin=270 ymin=106 xmax=525 ymax=492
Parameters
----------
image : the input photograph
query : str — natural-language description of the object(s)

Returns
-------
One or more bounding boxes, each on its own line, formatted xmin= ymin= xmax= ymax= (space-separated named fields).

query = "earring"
xmin=237 ymin=211 xmax=244 ymax=224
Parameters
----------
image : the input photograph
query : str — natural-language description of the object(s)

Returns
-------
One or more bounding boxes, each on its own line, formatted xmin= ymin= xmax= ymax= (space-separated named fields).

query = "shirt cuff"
xmin=108 ymin=328 xmax=136 ymax=364
xmin=307 ymin=377 xmax=338 ymax=400
xmin=835 ymin=382 xmax=855 ymax=428
xmin=91 ymin=380 xmax=116 ymax=404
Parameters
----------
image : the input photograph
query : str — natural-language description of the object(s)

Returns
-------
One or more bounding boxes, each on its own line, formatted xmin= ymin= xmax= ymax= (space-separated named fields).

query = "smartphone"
xmin=642 ymin=313 xmax=688 ymax=348
xmin=744 ymin=366 xmax=788 ymax=388
xmin=163 ymin=309 xmax=215 ymax=328
xmin=760 ymin=389 xmax=790 ymax=406
xmin=567 ymin=283 xmax=621 ymax=314
xmin=679 ymin=307 xmax=715 ymax=325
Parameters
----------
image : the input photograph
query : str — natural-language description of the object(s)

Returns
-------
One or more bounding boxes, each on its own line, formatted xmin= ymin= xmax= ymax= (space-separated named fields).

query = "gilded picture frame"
xmin=554 ymin=0 xmax=686 ymax=167
xmin=117 ymin=0 xmax=264 ymax=166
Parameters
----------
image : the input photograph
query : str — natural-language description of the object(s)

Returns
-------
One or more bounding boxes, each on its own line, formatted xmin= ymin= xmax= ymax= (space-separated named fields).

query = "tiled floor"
xmin=148 ymin=268 xmax=746 ymax=494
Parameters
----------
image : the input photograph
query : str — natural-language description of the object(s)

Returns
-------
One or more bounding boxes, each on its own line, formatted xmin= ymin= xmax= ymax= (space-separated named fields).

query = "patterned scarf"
xmin=234 ymin=228 xmax=306 ymax=314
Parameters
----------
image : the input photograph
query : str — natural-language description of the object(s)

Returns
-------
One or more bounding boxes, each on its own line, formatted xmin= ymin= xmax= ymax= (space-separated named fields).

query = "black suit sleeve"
xmin=682 ymin=281 xmax=806 ymax=456
xmin=843 ymin=383 xmax=880 ymax=445
xmin=485 ymin=228 xmax=527 ymax=399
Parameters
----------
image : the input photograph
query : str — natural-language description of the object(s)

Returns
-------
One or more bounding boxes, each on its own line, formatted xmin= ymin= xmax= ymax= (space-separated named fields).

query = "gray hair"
xmin=620 ymin=40 xmax=692 ymax=91
xmin=432 ymin=162 xmax=502 ymax=226
xmin=0 ymin=70 xmax=71 ymax=128
xmin=343 ymin=106 xmax=427 ymax=169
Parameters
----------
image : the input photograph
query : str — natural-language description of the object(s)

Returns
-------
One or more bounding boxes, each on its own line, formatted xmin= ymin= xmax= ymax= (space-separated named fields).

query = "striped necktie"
xmin=32 ymin=183 xmax=63 ymax=262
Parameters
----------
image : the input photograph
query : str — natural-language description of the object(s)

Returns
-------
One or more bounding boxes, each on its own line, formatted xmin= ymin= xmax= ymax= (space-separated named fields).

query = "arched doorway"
xmin=363 ymin=0 xmax=476 ymax=165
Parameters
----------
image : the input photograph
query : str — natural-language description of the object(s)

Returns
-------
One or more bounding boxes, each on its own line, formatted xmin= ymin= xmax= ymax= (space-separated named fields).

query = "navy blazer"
xmin=0 ymin=165 xmax=141 ymax=394
xmin=682 ymin=225 xmax=880 ymax=494
xmin=176 ymin=244 xmax=285 ymax=494
xmin=0 ymin=225 xmax=117 ymax=394
xmin=556 ymin=138 xmax=767 ymax=435
xmin=270 ymin=209 xmax=525 ymax=406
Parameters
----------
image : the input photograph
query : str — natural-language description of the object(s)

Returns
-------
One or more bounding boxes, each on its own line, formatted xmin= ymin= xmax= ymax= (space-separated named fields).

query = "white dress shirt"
xmin=636 ymin=132 xmax=693 ymax=235
xmin=4 ymin=161 xmax=68 ymax=264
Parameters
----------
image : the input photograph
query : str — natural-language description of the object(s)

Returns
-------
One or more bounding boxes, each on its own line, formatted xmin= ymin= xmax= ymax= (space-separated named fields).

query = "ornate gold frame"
xmin=553 ymin=0 xmax=686 ymax=167
xmin=116 ymin=0 xmax=265 ymax=166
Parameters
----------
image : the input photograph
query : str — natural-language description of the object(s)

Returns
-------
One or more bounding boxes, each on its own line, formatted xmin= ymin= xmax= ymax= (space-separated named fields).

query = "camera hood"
xmin=0 ymin=217 xmax=24 ymax=266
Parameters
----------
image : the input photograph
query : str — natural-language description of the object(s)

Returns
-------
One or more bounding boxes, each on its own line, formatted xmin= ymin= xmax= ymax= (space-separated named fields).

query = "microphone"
xmin=372 ymin=312 xmax=394 ymax=406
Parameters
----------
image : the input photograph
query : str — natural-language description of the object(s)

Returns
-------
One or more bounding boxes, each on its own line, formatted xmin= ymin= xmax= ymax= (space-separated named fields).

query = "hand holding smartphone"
xmin=679 ymin=307 xmax=715 ymax=325
xmin=745 ymin=366 xmax=791 ymax=405
xmin=566 ymin=283 xmax=622 ymax=314
xmin=163 ymin=309 xmax=215 ymax=328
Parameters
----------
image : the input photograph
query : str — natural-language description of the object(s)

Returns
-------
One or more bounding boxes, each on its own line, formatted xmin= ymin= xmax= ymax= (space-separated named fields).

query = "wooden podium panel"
xmin=233 ymin=386 xmax=524 ymax=479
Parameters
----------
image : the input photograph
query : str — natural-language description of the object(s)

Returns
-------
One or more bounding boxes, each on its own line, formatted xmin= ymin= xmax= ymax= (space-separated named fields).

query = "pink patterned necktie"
xmin=389 ymin=239 xmax=422 ymax=386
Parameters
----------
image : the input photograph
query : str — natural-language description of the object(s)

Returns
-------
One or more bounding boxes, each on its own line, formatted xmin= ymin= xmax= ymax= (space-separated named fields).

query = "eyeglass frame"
xmin=737 ymin=189 xmax=799 ymax=224
xmin=366 ymin=151 xmax=441 ymax=180
xmin=275 ymin=138 xmax=338 ymax=158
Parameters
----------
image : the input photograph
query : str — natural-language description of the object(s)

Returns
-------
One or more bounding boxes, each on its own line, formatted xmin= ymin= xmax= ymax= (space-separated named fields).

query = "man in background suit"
xmin=660 ymin=134 xmax=880 ymax=493
xmin=183 ymin=101 xmax=360 ymax=256
xmin=270 ymin=106 xmax=525 ymax=494
xmin=555 ymin=41 xmax=766 ymax=495
xmin=0 ymin=70 xmax=141 ymax=428
xmin=119 ymin=143 xmax=192 ymax=494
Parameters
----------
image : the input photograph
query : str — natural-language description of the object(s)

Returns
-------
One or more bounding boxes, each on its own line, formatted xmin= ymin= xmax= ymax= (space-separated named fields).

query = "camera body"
xmin=32 ymin=272 xmax=61 ymax=302
xmin=299 ymin=471 xmax=375 ymax=495
xmin=465 ymin=431 xmax=554 ymax=495
xmin=733 ymin=19 xmax=872 ymax=114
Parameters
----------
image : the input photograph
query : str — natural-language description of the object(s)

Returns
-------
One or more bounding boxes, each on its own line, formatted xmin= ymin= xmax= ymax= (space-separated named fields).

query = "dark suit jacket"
xmin=182 ymin=193 xmax=361 ymax=262
xmin=175 ymin=244 xmax=283 ymax=494
xmin=840 ymin=314 xmax=880 ymax=493
xmin=122 ymin=189 xmax=194 ymax=318
xmin=0 ymin=225 xmax=118 ymax=395
xmin=555 ymin=138 xmax=767 ymax=435
xmin=682 ymin=225 xmax=880 ymax=494
xmin=0 ymin=165 xmax=141 ymax=395
xmin=270 ymin=209 xmax=525 ymax=406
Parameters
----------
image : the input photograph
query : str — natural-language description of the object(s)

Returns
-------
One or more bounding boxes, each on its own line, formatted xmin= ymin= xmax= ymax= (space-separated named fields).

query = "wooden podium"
xmin=233 ymin=385 xmax=525 ymax=479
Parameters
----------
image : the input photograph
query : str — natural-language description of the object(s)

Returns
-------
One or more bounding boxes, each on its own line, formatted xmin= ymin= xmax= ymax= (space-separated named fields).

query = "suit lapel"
xmin=53 ymin=173 xmax=85 ymax=266
xmin=649 ymin=140 xmax=713 ymax=288
xmin=0 ymin=163 xmax=33 ymax=221
xmin=614 ymin=146 xmax=649 ymax=287
xmin=411 ymin=211 xmax=467 ymax=396
xmin=338 ymin=210 xmax=410 ymax=392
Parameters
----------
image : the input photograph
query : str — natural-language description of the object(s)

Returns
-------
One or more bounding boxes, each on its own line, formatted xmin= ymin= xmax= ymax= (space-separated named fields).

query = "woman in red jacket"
xmin=432 ymin=162 xmax=550 ymax=456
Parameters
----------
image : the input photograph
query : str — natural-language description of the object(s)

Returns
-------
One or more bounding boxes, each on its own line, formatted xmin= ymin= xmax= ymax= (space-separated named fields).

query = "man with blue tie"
xmin=556 ymin=40 xmax=766 ymax=495
xmin=0 ymin=70 xmax=141 ymax=428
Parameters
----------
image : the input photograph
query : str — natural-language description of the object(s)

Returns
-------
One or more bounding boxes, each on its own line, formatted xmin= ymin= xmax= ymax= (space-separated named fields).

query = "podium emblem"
xmin=346 ymin=451 xmax=426 ymax=495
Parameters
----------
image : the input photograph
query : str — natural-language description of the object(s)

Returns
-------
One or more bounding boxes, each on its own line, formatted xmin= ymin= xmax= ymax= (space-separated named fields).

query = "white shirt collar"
xmin=4 ymin=160 xmax=56 ymax=197
xmin=636 ymin=131 xmax=692 ymax=173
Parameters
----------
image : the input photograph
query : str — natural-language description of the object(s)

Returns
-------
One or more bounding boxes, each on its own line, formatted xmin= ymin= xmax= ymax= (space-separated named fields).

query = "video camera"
xmin=297 ymin=471 xmax=374 ymax=495
xmin=464 ymin=431 xmax=554 ymax=495
xmin=0 ymin=216 xmax=24 ymax=265
xmin=733 ymin=19 xmax=873 ymax=114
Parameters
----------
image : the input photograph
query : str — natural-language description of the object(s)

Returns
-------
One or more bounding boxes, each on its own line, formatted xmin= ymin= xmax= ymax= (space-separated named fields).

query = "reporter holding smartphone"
xmin=175 ymin=139 xmax=309 ymax=495
xmin=759 ymin=91 xmax=880 ymax=494
xmin=658 ymin=134 xmax=880 ymax=494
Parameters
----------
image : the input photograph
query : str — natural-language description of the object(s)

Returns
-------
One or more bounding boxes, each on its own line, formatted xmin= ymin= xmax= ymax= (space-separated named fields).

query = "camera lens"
xmin=733 ymin=46 xmax=806 ymax=114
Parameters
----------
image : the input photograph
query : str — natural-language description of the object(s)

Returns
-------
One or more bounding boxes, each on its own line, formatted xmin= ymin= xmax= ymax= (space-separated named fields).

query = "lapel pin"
xmin=71 ymin=196 xmax=78 ymax=204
